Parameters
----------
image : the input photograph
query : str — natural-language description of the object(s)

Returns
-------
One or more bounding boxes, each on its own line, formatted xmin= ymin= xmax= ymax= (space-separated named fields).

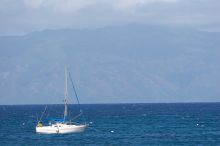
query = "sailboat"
xmin=36 ymin=66 xmax=87 ymax=134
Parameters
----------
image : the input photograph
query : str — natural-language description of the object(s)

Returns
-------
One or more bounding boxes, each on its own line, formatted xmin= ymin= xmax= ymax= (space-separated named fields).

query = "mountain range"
xmin=0 ymin=24 xmax=220 ymax=104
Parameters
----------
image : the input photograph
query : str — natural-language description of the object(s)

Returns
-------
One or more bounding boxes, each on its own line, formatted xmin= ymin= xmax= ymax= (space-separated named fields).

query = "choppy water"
xmin=0 ymin=103 xmax=220 ymax=145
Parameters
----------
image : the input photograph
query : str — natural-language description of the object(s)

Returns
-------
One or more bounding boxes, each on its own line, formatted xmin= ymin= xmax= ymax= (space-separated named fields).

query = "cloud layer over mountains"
xmin=1 ymin=0 xmax=219 ymax=35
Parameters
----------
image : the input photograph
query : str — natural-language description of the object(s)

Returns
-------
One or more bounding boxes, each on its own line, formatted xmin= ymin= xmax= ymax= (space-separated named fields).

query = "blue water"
xmin=1 ymin=103 xmax=220 ymax=145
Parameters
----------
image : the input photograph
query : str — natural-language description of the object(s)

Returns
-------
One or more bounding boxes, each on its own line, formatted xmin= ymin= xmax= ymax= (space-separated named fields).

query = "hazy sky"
xmin=0 ymin=0 xmax=219 ymax=35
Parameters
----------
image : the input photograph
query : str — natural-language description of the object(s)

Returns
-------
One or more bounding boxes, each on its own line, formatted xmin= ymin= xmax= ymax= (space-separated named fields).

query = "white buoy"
xmin=22 ymin=123 xmax=25 ymax=126
xmin=196 ymin=123 xmax=199 ymax=126
xmin=110 ymin=130 xmax=114 ymax=133
xmin=89 ymin=122 xmax=93 ymax=124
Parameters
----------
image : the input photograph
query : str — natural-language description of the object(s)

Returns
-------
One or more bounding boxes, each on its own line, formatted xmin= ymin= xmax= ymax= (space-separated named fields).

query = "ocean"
xmin=0 ymin=103 xmax=220 ymax=145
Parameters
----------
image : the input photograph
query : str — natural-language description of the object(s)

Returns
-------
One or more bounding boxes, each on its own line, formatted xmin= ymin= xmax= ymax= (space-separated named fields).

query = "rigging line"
xmin=70 ymin=112 xmax=82 ymax=122
xmin=39 ymin=105 xmax=47 ymax=122
xmin=68 ymin=70 xmax=81 ymax=110
xmin=68 ymin=69 xmax=86 ymax=124
xmin=36 ymin=113 xmax=39 ymax=122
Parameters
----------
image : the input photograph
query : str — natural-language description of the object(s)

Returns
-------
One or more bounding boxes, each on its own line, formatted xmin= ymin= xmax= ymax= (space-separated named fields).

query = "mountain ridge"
xmin=0 ymin=24 xmax=219 ymax=104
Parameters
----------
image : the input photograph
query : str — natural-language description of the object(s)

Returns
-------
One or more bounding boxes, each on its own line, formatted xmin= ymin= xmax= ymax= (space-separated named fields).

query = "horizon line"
xmin=1 ymin=101 xmax=220 ymax=106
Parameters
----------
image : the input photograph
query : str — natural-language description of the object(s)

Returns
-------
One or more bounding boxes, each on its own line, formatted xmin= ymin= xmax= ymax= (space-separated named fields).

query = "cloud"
xmin=22 ymin=0 xmax=179 ymax=12
xmin=23 ymin=0 xmax=44 ymax=8
xmin=112 ymin=0 xmax=178 ymax=9
xmin=23 ymin=0 xmax=98 ymax=12
xmin=0 ymin=0 xmax=219 ymax=35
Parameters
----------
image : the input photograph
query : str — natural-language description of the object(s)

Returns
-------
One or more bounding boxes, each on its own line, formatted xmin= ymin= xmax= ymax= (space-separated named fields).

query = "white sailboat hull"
xmin=36 ymin=124 xmax=87 ymax=134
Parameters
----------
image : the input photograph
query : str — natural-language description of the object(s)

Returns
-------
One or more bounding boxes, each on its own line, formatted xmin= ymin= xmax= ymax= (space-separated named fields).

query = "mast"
xmin=64 ymin=65 xmax=68 ymax=121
